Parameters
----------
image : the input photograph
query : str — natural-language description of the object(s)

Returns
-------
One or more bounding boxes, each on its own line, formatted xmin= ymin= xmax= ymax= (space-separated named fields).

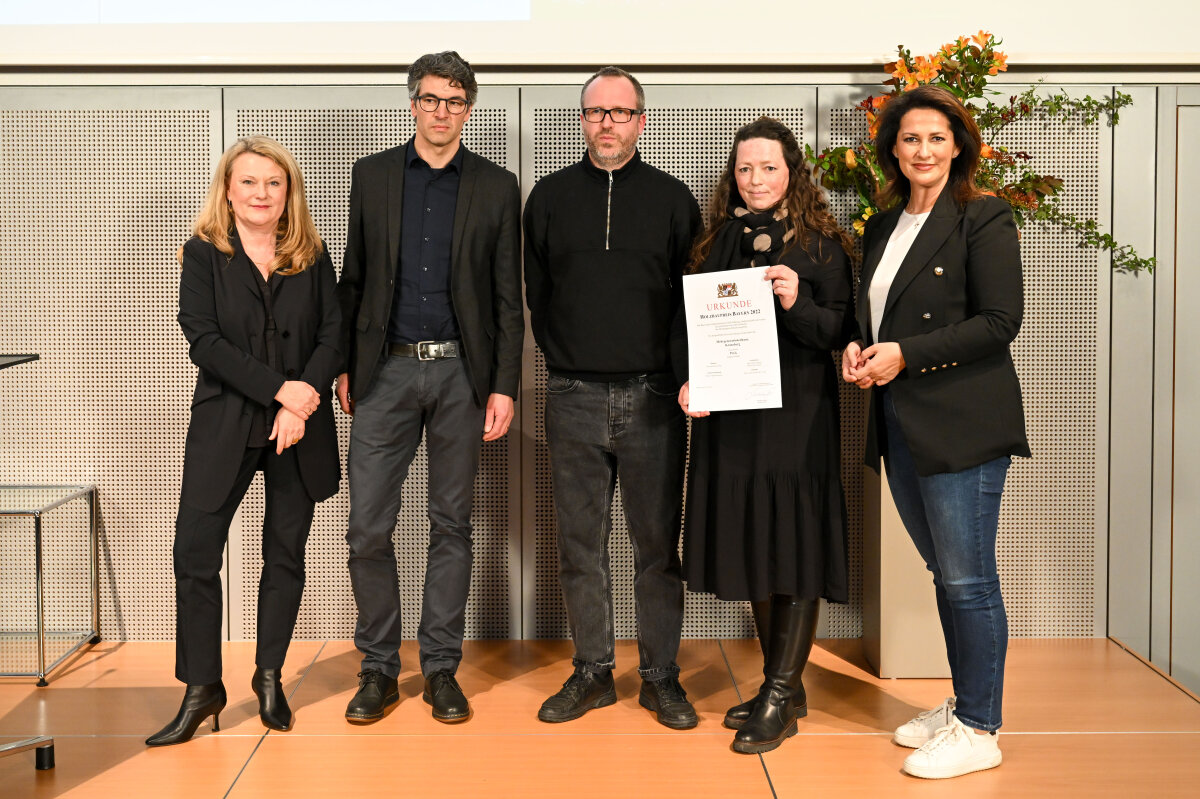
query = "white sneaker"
xmin=893 ymin=697 xmax=956 ymax=748
xmin=902 ymin=716 xmax=1002 ymax=780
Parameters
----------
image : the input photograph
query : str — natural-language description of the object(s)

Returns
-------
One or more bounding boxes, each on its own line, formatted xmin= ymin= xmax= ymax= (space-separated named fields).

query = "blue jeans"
xmin=544 ymin=373 xmax=686 ymax=680
xmin=882 ymin=391 xmax=1009 ymax=731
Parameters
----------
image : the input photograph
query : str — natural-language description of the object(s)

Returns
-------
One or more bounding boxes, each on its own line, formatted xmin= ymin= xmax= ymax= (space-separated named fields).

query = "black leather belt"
xmin=388 ymin=340 xmax=460 ymax=360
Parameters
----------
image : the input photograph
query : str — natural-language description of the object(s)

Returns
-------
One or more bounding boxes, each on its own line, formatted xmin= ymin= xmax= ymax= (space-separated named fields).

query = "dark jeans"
xmin=544 ymin=373 xmax=686 ymax=681
xmin=882 ymin=391 xmax=1010 ymax=731
xmin=174 ymin=445 xmax=314 ymax=685
xmin=346 ymin=354 xmax=484 ymax=678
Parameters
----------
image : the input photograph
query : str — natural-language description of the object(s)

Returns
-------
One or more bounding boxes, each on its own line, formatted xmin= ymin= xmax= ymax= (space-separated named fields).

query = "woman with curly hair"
xmin=674 ymin=116 xmax=855 ymax=754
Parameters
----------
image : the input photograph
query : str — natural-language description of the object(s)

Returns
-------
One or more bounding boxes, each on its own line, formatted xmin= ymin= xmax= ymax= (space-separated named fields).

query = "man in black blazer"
xmin=335 ymin=51 xmax=523 ymax=724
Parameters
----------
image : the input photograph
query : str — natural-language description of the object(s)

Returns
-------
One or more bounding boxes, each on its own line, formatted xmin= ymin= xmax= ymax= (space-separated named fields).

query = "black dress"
xmin=678 ymin=223 xmax=852 ymax=603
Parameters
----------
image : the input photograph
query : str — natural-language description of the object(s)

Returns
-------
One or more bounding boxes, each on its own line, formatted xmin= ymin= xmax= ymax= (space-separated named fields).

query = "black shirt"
xmin=388 ymin=138 xmax=463 ymax=344
xmin=246 ymin=257 xmax=284 ymax=448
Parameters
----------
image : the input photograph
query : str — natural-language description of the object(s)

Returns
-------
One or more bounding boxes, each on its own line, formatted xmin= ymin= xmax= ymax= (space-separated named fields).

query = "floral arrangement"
xmin=807 ymin=32 xmax=1153 ymax=273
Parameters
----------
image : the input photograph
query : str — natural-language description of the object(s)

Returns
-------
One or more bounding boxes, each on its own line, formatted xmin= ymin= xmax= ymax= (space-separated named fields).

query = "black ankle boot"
xmin=251 ymin=667 xmax=292 ymax=731
xmin=724 ymin=599 xmax=772 ymax=730
xmin=731 ymin=596 xmax=819 ymax=754
xmin=146 ymin=681 xmax=227 ymax=746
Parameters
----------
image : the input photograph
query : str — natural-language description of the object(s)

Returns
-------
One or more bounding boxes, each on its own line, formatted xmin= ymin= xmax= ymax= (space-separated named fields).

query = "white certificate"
xmin=682 ymin=266 xmax=782 ymax=412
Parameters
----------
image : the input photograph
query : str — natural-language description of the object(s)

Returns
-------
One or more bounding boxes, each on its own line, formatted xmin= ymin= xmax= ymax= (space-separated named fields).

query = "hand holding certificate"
xmin=682 ymin=266 xmax=782 ymax=413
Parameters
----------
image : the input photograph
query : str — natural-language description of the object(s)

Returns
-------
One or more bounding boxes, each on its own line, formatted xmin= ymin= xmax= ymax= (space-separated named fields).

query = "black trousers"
xmin=174 ymin=444 xmax=315 ymax=685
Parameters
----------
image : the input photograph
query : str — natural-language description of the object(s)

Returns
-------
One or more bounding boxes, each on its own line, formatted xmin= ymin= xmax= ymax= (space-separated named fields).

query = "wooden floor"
xmin=1 ymin=637 xmax=1198 ymax=797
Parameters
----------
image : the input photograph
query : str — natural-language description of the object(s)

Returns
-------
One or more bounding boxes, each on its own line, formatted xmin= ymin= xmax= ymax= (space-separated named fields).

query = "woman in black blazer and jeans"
xmin=842 ymin=86 xmax=1029 ymax=779
xmin=147 ymin=136 xmax=341 ymax=746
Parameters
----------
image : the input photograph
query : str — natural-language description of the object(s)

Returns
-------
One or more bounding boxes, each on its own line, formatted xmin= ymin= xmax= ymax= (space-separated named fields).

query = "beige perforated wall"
xmin=0 ymin=88 xmax=222 ymax=642
xmin=0 ymin=83 xmax=1108 ymax=644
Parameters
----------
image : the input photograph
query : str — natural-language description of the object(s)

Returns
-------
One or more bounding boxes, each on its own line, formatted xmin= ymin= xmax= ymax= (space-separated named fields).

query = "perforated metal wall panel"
xmin=0 ymin=88 xmax=223 ymax=641
xmin=818 ymin=86 xmax=1109 ymax=638
xmin=0 ymin=82 xmax=1109 ymax=644
xmin=221 ymin=87 xmax=522 ymax=641
xmin=519 ymin=86 xmax=826 ymax=641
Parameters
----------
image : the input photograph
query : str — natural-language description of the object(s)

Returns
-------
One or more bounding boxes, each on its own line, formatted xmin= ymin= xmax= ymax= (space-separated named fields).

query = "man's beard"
xmin=586 ymin=134 xmax=635 ymax=169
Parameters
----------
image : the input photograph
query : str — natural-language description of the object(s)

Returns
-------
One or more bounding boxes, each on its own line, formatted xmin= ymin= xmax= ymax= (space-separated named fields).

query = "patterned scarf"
xmin=732 ymin=204 xmax=794 ymax=268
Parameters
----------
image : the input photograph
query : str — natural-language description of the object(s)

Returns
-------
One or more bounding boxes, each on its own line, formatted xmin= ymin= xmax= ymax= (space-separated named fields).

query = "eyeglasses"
xmin=416 ymin=94 xmax=469 ymax=115
xmin=581 ymin=107 xmax=643 ymax=124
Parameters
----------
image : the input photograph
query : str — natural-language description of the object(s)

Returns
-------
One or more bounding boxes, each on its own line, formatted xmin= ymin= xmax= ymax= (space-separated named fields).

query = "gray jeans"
xmin=544 ymin=373 xmax=686 ymax=680
xmin=346 ymin=354 xmax=484 ymax=678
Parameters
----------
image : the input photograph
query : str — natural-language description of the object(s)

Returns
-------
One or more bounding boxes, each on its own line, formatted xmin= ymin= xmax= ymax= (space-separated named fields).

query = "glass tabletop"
xmin=0 ymin=485 xmax=94 ymax=514
xmin=0 ymin=354 xmax=39 ymax=370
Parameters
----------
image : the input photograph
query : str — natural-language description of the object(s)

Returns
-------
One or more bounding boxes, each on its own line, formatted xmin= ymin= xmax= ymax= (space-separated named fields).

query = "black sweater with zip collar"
xmin=523 ymin=150 xmax=702 ymax=382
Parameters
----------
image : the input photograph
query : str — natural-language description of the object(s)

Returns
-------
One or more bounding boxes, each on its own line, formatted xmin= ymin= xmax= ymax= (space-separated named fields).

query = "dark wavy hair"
xmin=407 ymin=51 xmax=478 ymax=106
xmin=873 ymin=85 xmax=983 ymax=210
xmin=688 ymin=116 xmax=856 ymax=272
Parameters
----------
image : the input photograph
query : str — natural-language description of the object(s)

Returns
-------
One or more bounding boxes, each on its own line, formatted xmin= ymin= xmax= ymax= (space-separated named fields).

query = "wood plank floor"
xmin=2 ymin=638 xmax=1197 ymax=797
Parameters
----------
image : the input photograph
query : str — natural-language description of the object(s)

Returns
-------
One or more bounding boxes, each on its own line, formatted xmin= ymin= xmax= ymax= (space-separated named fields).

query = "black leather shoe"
xmin=146 ymin=682 xmax=226 ymax=746
xmin=251 ymin=667 xmax=292 ymax=731
xmin=725 ymin=690 xmax=807 ymax=729
xmin=639 ymin=675 xmax=698 ymax=730
xmin=345 ymin=669 xmax=399 ymax=723
xmin=423 ymin=670 xmax=471 ymax=723
xmin=731 ymin=596 xmax=819 ymax=754
xmin=537 ymin=668 xmax=616 ymax=723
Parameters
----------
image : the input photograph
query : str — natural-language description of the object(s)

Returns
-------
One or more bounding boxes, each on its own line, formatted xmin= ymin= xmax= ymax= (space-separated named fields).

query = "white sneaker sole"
xmin=892 ymin=730 xmax=932 ymax=749
xmin=903 ymin=750 xmax=1002 ymax=780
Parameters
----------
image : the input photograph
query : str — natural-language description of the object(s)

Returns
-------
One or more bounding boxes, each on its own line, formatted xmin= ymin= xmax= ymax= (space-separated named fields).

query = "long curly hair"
xmin=688 ymin=116 xmax=856 ymax=273
xmin=180 ymin=136 xmax=323 ymax=275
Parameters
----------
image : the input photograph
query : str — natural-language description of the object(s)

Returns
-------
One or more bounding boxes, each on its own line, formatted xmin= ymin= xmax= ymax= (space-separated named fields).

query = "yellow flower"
xmin=852 ymin=219 xmax=865 ymax=235
xmin=862 ymin=207 xmax=876 ymax=221
xmin=845 ymin=149 xmax=858 ymax=168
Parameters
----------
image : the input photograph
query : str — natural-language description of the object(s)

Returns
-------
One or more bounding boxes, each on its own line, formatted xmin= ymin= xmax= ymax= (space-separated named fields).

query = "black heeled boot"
xmin=251 ymin=667 xmax=292 ymax=731
xmin=723 ymin=599 xmax=772 ymax=729
xmin=731 ymin=595 xmax=819 ymax=754
xmin=145 ymin=681 xmax=227 ymax=746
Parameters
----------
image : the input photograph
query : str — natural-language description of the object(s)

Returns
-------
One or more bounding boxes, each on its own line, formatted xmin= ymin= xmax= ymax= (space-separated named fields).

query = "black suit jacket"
xmin=178 ymin=236 xmax=343 ymax=512
xmin=856 ymin=191 xmax=1030 ymax=475
xmin=337 ymin=141 xmax=523 ymax=406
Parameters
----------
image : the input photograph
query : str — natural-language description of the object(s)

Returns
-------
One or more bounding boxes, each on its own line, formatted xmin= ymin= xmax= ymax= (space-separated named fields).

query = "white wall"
xmin=1 ymin=0 xmax=1197 ymax=67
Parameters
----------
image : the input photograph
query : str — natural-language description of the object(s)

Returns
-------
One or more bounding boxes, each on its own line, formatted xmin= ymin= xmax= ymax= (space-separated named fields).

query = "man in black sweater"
xmin=524 ymin=66 xmax=702 ymax=729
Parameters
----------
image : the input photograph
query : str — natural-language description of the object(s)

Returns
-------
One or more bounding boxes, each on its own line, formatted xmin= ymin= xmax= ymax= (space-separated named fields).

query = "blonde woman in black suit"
xmin=842 ymin=85 xmax=1029 ymax=779
xmin=147 ymin=136 xmax=341 ymax=746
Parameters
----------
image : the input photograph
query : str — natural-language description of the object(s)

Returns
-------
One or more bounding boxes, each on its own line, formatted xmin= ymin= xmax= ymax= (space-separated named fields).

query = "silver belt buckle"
xmin=416 ymin=340 xmax=437 ymax=360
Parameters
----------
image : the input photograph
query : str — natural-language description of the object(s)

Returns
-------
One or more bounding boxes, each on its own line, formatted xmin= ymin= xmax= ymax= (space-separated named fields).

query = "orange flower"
xmin=891 ymin=60 xmax=919 ymax=90
xmin=980 ymin=143 xmax=995 ymax=158
xmin=989 ymin=51 xmax=1009 ymax=75
xmin=972 ymin=30 xmax=992 ymax=48
xmin=913 ymin=55 xmax=941 ymax=83
xmin=940 ymin=42 xmax=957 ymax=58
xmin=957 ymin=35 xmax=970 ymax=50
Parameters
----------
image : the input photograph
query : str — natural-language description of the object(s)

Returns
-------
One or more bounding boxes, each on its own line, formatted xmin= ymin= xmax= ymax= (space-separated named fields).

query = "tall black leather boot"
xmin=252 ymin=667 xmax=293 ymax=731
xmin=723 ymin=599 xmax=771 ymax=729
xmin=731 ymin=595 xmax=819 ymax=754
xmin=146 ymin=682 xmax=227 ymax=746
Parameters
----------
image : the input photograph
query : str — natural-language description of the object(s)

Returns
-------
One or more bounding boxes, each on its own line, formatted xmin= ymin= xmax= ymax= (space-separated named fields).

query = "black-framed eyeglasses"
xmin=581 ymin=107 xmax=642 ymax=124
xmin=416 ymin=94 xmax=469 ymax=114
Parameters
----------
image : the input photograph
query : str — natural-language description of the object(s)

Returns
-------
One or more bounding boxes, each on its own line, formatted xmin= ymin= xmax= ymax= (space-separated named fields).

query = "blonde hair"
xmin=180 ymin=136 xmax=323 ymax=275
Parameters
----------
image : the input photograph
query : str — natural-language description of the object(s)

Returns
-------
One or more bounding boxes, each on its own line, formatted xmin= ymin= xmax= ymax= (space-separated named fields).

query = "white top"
xmin=868 ymin=210 xmax=930 ymax=344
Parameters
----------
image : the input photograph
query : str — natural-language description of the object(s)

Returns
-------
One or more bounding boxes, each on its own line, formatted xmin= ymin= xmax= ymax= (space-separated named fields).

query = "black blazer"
xmin=337 ymin=142 xmax=524 ymax=406
xmin=178 ymin=236 xmax=343 ymax=512
xmin=855 ymin=191 xmax=1030 ymax=476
